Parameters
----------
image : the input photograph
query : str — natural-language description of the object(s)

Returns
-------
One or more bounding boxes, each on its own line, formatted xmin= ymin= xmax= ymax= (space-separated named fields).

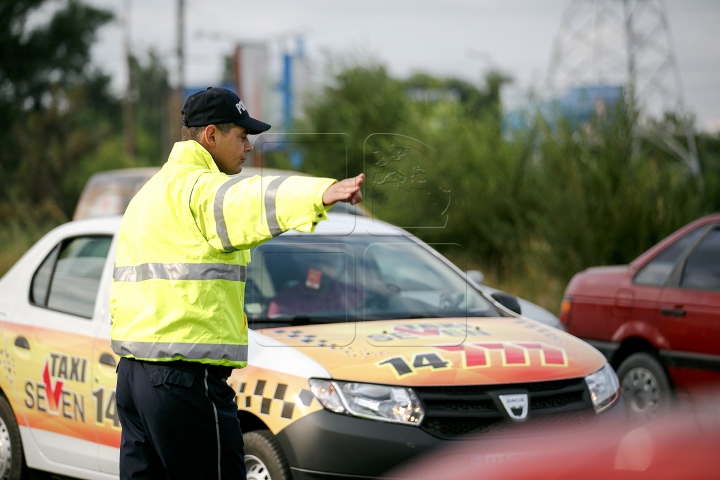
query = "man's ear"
xmin=203 ymin=125 xmax=218 ymax=147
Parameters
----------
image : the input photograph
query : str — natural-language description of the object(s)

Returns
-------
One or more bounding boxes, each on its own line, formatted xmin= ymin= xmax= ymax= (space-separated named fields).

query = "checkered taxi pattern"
xmin=229 ymin=366 xmax=323 ymax=434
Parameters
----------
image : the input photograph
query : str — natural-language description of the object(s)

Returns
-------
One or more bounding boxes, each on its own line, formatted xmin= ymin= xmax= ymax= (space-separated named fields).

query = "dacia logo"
xmin=499 ymin=393 xmax=528 ymax=421
xmin=235 ymin=100 xmax=247 ymax=114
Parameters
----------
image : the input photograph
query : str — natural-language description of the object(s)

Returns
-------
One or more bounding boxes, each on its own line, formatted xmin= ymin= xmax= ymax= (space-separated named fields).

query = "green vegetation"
xmin=0 ymin=1 xmax=171 ymax=219
xmin=291 ymin=60 xmax=720 ymax=314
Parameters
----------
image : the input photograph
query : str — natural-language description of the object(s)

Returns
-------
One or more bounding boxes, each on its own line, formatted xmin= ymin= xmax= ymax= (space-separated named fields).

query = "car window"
xmin=371 ymin=243 xmax=445 ymax=291
xmin=634 ymin=227 xmax=703 ymax=286
xmin=246 ymin=235 xmax=498 ymax=326
xmin=30 ymin=236 xmax=112 ymax=318
xmin=30 ymin=244 xmax=60 ymax=305
xmin=681 ymin=227 xmax=720 ymax=291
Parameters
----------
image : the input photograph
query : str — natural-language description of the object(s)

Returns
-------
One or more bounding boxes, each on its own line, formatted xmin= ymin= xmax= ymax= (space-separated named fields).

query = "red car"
xmin=561 ymin=214 xmax=720 ymax=421
xmin=390 ymin=399 xmax=720 ymax=480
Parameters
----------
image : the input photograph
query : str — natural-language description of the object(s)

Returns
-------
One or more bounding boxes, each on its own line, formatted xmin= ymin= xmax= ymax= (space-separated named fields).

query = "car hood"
xmin=255 ymin=317 xmax=606 ymax=386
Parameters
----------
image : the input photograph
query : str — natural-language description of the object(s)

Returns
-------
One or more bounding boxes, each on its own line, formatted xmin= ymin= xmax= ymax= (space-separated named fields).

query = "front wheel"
xmin=0 ymin=394 xmax=26 ymax=480
xmin=617 ymin=352 xmax=672 ymax=423
xmin=244 ymin=430 xmax=291 ymax=480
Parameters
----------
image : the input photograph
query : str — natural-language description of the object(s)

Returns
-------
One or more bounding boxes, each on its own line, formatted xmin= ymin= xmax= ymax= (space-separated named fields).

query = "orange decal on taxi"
xmin=379 ymin=342 xmax=568 ymax=377
xmin=24 ymin=353 xmax=89 ymax=422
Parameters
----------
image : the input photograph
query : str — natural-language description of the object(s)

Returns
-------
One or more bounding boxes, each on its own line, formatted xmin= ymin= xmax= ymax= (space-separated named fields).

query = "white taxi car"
xmin=0 ymin=213 xmax=623 ymax=480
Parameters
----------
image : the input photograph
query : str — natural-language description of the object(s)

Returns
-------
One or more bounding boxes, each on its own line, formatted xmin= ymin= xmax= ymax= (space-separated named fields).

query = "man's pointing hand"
xmin=322 ymin=173 xmax=365 ymax=206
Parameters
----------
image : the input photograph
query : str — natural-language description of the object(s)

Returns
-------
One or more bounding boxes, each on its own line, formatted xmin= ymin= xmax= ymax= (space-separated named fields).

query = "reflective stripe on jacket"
xmin=110 ymin=140 xmax=336 ymax=368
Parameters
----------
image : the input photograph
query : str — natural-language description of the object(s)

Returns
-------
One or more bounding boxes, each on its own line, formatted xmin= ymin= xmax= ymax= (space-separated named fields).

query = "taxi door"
xmin=6 ymin=234 xmax=113 ymax=472
xmin=92 ymin=240 xmax=122 ymax=475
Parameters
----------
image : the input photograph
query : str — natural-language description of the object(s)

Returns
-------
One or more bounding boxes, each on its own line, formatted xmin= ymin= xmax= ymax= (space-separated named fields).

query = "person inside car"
xmin=268 ymin=251 xmax=365 ymax=318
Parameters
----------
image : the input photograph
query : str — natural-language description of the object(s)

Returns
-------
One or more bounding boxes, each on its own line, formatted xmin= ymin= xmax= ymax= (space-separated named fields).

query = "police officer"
xmin=110 ymin=87 xmax=363 ymax=480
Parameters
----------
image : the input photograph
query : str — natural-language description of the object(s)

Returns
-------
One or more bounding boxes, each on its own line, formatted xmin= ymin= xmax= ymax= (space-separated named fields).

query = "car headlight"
xmin=584 ymin=363 xmax=620 ymax=414
xmin=309 ymin=379 xmax=425 ymax=426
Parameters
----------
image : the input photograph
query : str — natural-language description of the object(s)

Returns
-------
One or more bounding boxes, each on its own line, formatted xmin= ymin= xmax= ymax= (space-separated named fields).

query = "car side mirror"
xmin=466 ymin=270 xmax=485 ymax=285
xmin=490 ymin=292 xmax=522 ymax=315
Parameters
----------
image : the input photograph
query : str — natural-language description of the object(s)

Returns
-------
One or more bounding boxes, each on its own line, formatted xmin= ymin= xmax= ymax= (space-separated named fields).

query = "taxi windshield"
xmin=245 ymin=235 xmax=499 ymax=326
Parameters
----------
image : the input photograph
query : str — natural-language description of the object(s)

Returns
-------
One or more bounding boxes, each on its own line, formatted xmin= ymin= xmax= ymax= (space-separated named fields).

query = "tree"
xmin=0 ymin=0 xmax=115 ymax=216
xmin=0 ymin=0 xmax=113 ymax=121
xmin=0 ymin=0 xmax=114 ymax=221
xmin=132 ymin=51 xmax=173 ymax=164
xmin=297 ymin=63 xmax=410 ymax=180
xmin=403 ymin=70 xmax=512 ymax=119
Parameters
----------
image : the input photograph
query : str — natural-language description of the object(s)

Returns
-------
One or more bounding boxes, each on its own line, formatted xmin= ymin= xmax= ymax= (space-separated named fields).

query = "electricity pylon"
xmin=546 ymin=0 xmax=700 ymax=176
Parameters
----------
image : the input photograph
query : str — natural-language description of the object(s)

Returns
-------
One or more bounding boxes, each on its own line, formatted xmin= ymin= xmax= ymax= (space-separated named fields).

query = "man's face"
xmin=308 ymin=253 xmax=345 ymax=278
xmin=212 ymin=125 xmax=252 ymax=175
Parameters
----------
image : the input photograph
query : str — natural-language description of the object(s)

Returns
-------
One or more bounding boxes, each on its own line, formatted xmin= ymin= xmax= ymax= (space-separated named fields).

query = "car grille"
xmin=414 ymin=378 xmax=595 ymax=439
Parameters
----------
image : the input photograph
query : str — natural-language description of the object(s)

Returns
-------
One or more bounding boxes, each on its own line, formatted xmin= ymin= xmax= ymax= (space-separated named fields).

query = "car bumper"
xmin=276 ymin=397 xmax=628 ymax=480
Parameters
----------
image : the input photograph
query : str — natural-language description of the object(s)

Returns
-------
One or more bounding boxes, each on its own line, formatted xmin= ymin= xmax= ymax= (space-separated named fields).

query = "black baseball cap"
xmin=182 ymin=87 xmax=271 ymax=135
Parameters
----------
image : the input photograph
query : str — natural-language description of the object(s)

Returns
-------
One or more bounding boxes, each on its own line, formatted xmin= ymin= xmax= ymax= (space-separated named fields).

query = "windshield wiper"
xmin=249 ymin=310 xmax=495 ymax=326
xmin=362 ymin=313 xmax=443 ymax=320
xmin=250 ymin=314 xmax=351 ymax=326
xmin=369 ymin=311 xmax=496 ymax=320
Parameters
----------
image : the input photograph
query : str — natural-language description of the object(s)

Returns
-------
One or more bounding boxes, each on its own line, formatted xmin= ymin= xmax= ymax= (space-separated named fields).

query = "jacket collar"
xmin=168 ymin=141 xmax=220 ymax=173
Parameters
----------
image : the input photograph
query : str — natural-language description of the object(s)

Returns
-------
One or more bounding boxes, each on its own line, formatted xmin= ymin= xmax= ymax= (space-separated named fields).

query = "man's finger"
xmin=349 ymin=190 xmax=363 ymax=205
xmin=346 ymin=174 xmax=364 ymax=204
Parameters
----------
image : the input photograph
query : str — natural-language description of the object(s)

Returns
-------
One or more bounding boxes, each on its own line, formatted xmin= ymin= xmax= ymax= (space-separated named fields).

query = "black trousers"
xmin=116 ymin=358 xmax=246 ymax=480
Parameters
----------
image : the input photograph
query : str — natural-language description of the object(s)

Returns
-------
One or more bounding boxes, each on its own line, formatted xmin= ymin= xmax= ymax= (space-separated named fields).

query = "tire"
xmin=617 ymin=352 xmax=672 ymax=423
xmin=0 ymin=394 xmax=26 ymax=480
xmin=243 ymin=430 xmax=291 ymax=480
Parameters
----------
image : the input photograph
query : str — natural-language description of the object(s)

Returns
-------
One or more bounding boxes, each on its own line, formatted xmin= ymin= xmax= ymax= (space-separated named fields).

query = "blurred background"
xmin=1 ymin=0 xmax=719 ymax=315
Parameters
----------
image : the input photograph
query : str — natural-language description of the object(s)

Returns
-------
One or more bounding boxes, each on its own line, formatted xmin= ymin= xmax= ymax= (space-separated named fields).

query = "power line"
xmin=547 ymin=0 xmax=701 ymax=177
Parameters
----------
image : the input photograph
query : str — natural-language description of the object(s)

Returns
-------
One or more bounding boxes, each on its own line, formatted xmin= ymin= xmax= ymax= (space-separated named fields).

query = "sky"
xmin=47 ymin=0 xmax=720 ymax=132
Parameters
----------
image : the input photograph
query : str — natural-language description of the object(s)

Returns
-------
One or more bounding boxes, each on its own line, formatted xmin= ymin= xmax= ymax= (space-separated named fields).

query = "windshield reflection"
xmin=245 ymin=235 xmax=498 ymax=327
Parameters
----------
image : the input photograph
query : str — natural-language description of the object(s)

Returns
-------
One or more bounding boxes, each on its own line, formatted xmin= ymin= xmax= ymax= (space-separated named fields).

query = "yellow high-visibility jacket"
xmin=110 ymin=140 xmax=336 ymax=368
